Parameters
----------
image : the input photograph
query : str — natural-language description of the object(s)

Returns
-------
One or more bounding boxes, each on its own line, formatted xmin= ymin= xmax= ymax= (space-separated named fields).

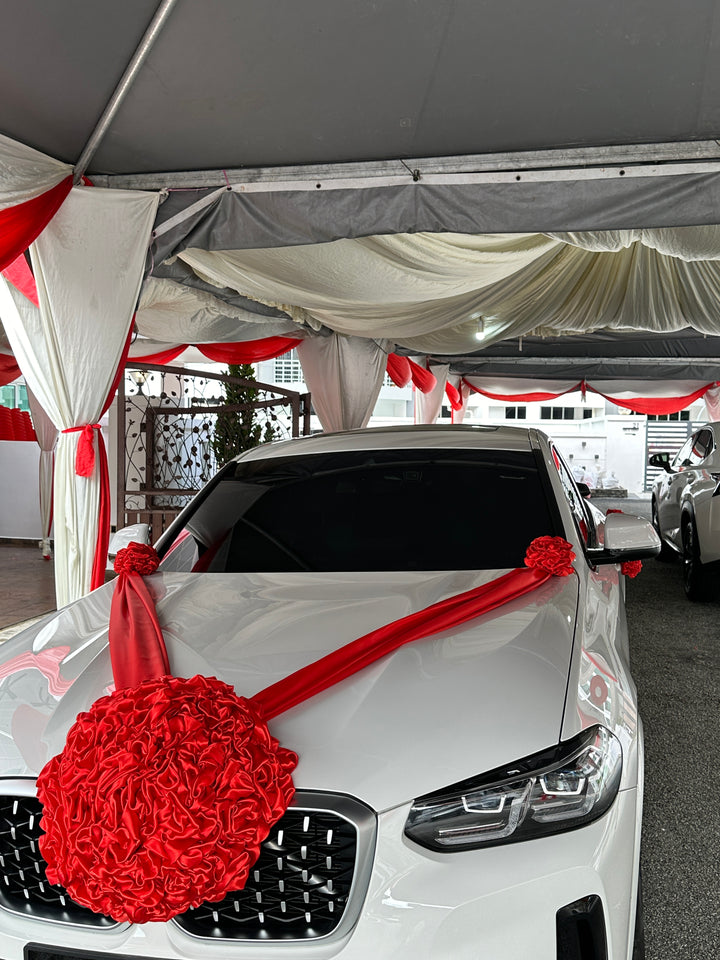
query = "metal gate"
xmin=118 ymin=363 xmax=312 ymax=542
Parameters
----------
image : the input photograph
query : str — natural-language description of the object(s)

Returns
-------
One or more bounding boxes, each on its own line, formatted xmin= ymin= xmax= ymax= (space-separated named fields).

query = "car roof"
xmin=236 ymin=424 xmax=542 ymax=463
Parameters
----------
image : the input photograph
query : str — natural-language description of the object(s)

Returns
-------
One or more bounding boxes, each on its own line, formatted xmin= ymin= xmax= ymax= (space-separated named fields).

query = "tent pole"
xmin=73 ymin=0 xmax=179 ymax=183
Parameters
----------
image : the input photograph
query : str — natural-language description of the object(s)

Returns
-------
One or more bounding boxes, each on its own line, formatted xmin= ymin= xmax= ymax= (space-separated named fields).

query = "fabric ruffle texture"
xmin=524 ymin=536 xmax=576 ymax=577
xmin=36 ymin=674 xmax=297 ymax=924
xmin=114 ymin=540 xmax=159 ymax=576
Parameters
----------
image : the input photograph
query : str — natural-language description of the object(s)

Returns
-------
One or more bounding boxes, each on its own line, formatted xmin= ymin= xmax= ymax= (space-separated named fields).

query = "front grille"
xmin=176 ymin=807 xmax=358 ymax=940
xmin=0 ymin=792 xmax=374 ymax=941
xmin=0 ymin=796 xmax=116 ymax=927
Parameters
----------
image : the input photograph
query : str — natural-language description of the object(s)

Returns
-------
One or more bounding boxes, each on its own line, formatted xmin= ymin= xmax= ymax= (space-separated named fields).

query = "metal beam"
xmin=92 ymin=139 xmax=720 ymax=191
xmin=73 ymin=0 xmax=179 ymax=184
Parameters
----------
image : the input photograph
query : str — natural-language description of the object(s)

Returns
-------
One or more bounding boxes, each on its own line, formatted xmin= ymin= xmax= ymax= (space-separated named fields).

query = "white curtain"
xmin=704 ymin=385 xmax=720 ymax=421
xmin=450 ymin=376 xmax=472 ymax=424
xmin=414 ymin=362 xmax=449 ymax=424
xmin=0 ymin=185 xmax=158 ymax=606
xmin=26 ymin=387 xmax=57 ymax=559
xmin=296 ymin=334 xmax=389 ymax=432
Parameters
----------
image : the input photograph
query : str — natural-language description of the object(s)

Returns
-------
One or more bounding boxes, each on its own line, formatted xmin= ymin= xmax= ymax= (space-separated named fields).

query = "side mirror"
xmin=576 ymin=482 xmax=592 ymax=499
xmin=587 ymin=513 xmax=661 ymax=566
xmin=107 ymin=523 xmax=150 ymax=570
xmin=648 ymin=452 xmax=673 ymax=473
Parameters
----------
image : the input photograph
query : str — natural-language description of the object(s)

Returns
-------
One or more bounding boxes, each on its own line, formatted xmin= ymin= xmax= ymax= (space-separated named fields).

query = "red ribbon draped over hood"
xmin=37 ymin=534 xmax=577 ymax=923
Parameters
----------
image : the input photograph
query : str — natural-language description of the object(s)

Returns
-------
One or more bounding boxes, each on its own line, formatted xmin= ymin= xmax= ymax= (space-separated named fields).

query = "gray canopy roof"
xmin=3 ymin=0 xmax=720 ymax=177
xmin=4 ymin=1 xmax=720 ymax=382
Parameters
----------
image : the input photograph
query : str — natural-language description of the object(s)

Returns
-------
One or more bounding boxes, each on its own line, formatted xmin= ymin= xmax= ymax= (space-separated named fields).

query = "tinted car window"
xmin=551 ymin=447 xmax=594 ymax=547
xmin=672 ymin=437 xmax=694 ymax=468
xmin=159 ymin=449 xmax=560 ymax=573
xmin=689 ymin=429 xmax=713 ymax=464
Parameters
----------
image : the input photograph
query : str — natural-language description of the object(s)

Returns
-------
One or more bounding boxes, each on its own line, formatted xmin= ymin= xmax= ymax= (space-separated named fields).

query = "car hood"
xmin=0 ymin=569 xmax=579 ymax=811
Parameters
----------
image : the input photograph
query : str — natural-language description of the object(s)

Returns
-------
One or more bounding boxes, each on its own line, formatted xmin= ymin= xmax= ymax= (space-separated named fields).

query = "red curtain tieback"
xmin=61 ymin=423 xmax=101 ymax=477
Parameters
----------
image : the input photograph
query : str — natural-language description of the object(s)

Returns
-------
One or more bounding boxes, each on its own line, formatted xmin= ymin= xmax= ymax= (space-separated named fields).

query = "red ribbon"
xmin=107 ymin=536 xmax=576 ymax=715
xmin=110 ymin=544 xmax=170 ymax=689
xmin=61 ymin=423 xmax=101 ymax=477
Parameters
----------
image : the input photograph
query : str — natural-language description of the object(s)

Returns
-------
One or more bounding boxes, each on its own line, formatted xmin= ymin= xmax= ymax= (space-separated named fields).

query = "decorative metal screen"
xmin=119 ymin=364 xmax=311 ymax=541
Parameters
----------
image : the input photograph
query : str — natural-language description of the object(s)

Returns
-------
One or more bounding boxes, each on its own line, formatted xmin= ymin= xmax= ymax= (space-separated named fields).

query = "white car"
xmin=649 ymin=422 xmax=720 ymax=601
xmin=0 ymin=425 xmax=659 ymax=960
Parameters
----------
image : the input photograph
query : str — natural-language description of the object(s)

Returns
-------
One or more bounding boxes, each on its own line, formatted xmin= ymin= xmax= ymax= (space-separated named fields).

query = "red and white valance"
xmin=0 ymin=135 xmax=74 ymax=272
xmin=463 ymin=376 xmax=717 ymax=417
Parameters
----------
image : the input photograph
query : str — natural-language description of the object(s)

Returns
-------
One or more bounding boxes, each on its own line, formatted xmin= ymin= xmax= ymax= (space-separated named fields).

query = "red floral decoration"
xmin=621 ymin=560 xmax=643 ymax=579
xmin=524 ymin=536 xmax=576 ymax=577
xmin=114 ymin=541 xmax=160 ymax=576
xmin=36 ymin=674 xmax=297 ymax=924
xmin=606 ymin=511 xmax=643 ymax=578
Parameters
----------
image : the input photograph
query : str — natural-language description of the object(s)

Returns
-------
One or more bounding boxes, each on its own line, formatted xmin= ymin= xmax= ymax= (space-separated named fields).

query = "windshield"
xmin=158 ymin=448 xmax=560 ymax=573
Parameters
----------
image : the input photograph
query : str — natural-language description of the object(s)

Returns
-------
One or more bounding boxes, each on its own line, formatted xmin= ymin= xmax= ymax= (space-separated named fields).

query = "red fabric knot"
xmin=524 ymin=536 xmax=576 ymax=577
xmin=36 ymin=674 xmax=298 ymax=924
xmin=61 ymin=423 xmax=101 ymax=477
xmin=114 ymin=541 xmax=160 ymax=576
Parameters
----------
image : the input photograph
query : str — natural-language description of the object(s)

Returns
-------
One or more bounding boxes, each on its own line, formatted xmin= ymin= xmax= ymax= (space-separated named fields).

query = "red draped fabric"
xmin=464 ymin=377 xmax=715 ymax=415
xmin=130 ymin=338 xmax=301 ymax=367
xmin=0 ymin=353 xmax=21 ymax=386
xmin=408 ymin=358 xmax=437 ymax=393
xmin=587 ymin=383 xmax=714 ymax=415
xmin=251 ymin=566 xmax=552 ymax=720
xmin=3 ymin=253 xmax=39 ymax=305
xmin=464 ymin=379 xmax=584 ymax=403
xmin=1 ymin=256 xmax=38 ymax=387
xmin=197 ymin=337 xmax=301 ymax=363
xmin=445 ymin=381 xmax=463 ymax=411
xmin=0 ymin=175 xmax=73 ymax=273
xmin=386 ymin=353 xmax=411 ymax=387
xmin=87 ymin=323 xmax=136 ymax=592
xmin=109 ymin=546 xmax=170 ymax=689
xmin=131 ymin=345 xmax=188 ymax=365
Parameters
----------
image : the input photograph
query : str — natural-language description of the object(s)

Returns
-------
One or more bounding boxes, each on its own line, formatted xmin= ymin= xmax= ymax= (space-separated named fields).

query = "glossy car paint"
xmin=653 ymin=422 xmax=720 ymax=564
xmin=0 ymin=425 xmax=651 ymax=959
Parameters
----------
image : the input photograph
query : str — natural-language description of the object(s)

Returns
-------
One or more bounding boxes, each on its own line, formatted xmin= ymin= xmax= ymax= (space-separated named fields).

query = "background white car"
xmin=650 ymin=422 xmax=720 ymax=601
xmin=0 ymin=425 xmax=658 ymax=960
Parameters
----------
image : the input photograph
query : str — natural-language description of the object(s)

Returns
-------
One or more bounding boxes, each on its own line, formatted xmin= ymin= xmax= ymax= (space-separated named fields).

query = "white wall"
xmin=0 ymin=441 xmax=42 ymax=539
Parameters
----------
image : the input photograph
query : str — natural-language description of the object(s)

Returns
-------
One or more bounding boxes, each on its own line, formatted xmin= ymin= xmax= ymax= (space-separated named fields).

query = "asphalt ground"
xmin=598 ymin=498 xmax=720 ymax=959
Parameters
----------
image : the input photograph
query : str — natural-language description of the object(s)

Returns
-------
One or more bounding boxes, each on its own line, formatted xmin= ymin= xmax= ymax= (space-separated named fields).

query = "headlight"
xmin=404 ymin=725 xmax=622 ymax=852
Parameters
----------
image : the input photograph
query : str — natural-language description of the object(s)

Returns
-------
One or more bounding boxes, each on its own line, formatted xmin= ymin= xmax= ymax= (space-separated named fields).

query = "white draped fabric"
xmin=450 ymin=376 xmax=472 ymax=424
xmin=296 ymin=334 xmax=389 ymax=432
xmin=414 ymin=363 xmax=449 ymax=424
xmin=170 ymin=226 xmax=720 ymax=353
xmin=137 ymin=277 xmax=299 ymax=343
xmin=0 ymin=135 xmax=71 ymax=208
xmin=26 ymin=387 xmax=57 ymax=559
xmin=704 ymin=386 xmax=720 ymax=421
xmin=0 ymin=186 xmax=158 ymax=606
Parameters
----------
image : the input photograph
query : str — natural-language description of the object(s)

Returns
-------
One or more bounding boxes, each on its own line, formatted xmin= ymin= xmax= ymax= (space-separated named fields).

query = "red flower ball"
xmin=621 ymin=559 xmax=643 ymax=579
xmin=114 ymin=541 xmax=160 ymax=576
xmin=524 ymin=536 xmax=576 ymax=577
xmin=36 ymin=675 xmax=297 ymax=924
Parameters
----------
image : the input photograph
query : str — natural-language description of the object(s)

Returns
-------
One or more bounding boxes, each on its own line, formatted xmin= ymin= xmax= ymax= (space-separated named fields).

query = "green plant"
xmin=211 ymin=363 xmax=277 ymax=466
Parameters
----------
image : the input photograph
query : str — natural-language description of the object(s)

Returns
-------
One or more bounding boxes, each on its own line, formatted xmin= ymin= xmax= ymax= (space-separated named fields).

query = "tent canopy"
xmin=4 ymin=0 xmax=720 ymax=176
xmin=3 ymin=3 xmax=720 ymax=380
xmin=4 ymin=4 xmax=720 ymax=605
